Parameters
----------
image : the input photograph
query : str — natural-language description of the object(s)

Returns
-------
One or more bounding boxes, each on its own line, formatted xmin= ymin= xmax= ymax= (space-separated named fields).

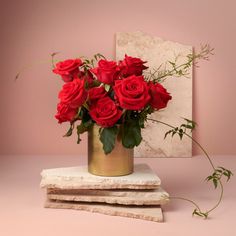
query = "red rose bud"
xmin=149 ymin=82 xmax=172 ymax=110
xmin=55 ymin=103 xmax=78 ymax=123
xmin=89 ymin=97 xmax=122 ymax=127
xmin=91 ymin=59 xmax=120 ymax=85
xmin=119 ymin=55 xmax=148 ymax=77
xmin=88 ymin=86 xmax=107 ymax=102
xmin=53 ymin=59 xmax=83 ymax=82
xmin=58 ymin=78 xmax=88 ymax=108
xmin=114 ymin=75 xmax=150 ymax=110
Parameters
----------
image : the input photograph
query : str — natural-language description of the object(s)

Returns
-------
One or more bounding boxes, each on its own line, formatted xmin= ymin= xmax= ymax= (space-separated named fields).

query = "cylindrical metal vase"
xmin=88 ymin=125 xmax=134 ymax=176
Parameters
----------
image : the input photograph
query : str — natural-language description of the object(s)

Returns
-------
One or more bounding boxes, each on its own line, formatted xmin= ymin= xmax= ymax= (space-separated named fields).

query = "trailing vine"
xmin=147 ymin=118 xmax=233 ymax=218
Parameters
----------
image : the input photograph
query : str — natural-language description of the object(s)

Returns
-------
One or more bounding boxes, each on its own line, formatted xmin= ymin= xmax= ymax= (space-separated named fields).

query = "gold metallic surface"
xmin=88 ymin=125 xmax=134 ymax=176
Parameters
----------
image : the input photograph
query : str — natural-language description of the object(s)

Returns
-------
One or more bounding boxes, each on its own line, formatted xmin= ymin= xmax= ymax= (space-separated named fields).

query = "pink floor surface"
xmin=0 ymin=155 xmax=235 ymax=236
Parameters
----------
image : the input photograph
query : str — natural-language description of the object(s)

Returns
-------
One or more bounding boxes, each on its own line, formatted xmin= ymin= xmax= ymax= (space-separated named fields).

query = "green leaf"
xmin=168 ymin=61 xmax=176 ymax=66
xmin=222 ymin=172 xmax=230 ymax=181
xmin=172 ymin=131 xmax=176 ymax=137
xmin=164 ymin=130 xmax=172 ymax=139
xmin=215 ymin=168 xmax=223 ymax=174
xmin=97 ymin=53 xmax=106 ymax=60
xmin=139 ymin=118 xmax=145 ymax=128
xmin=77 ymin=120 xmax=93 ymax=144
xmin=63 ymin=124 xmax=74 ymax=137
xmin=205 ymin=175 xmax=213 ymax=181
xmin=218 ymin=166 xmax=233 ymax=181
xmin=178 ymin=129 xmax=184 ymax=140
xmin=91 ymin=59 xmax=95 ymax=67
xmin=192 ymin=209 xmax=208 ymax=219
xmin=182 ymin=118 xmax=197 ymax=130
xmin=122 ymin=120 xmax=142 ymax=148
xmin=181 ymin=124 xmax=193 ymax=130
xmin=213 ymin=178 xmax=218 ymax=189
xmin=77 ymin=123 xmax=87 ymax=135
xmin=100 ymin=126 xmax=118 ymax=154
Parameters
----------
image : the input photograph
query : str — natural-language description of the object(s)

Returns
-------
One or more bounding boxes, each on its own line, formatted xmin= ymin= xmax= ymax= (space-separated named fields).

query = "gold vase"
xmin=88 ymin=125 xmax=134 ymax=176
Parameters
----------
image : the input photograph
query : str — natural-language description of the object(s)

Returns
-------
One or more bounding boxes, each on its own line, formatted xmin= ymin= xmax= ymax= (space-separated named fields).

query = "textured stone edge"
xmin=47 ymin=193 xmax=169 ymax=206
xmin=40 ymin=164 xmax=161 ymax=190
xmin=46 ymin=187 xmax=169 ymax=205
xmin=45 ymin=200 xmax=164 ymax=222
xmin=40 ymin=180 xmax=160 ymax=190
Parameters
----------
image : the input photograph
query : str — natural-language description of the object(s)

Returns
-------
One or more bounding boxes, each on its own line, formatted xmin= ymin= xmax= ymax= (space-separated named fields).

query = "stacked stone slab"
xmin=40 ymin=164 xmax=169 ymax=222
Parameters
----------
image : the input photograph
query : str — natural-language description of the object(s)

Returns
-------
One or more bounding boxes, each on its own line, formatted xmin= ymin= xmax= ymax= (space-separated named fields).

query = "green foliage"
xmin=192 ymin=209 xmax=208 ymax=219
xmin=206 ymin=167 xmax=233 ymax=188
xmin=122 ymin=119 xmax=142 ymax=148
xmin=76 ymin=120 xmax=93 ymax=144
xmin=81 ymin=53 xmax=106 ymax=71
xmin=138 ymin=106 xmax=154 ymax=128
xmin=94 ymin=53 xmax=106 ymax=61
xmin=63 ymin=123 xmax=74 ymax=137
xmin=164 ymin=118 xmax=197 ymax=140
xmin=144 ymin=44 xmax=214 ymax=83
xmin=99 ymin=126 xmax=119 ymax=154
xmin=181 ymin=118 xmax=197 ymax=131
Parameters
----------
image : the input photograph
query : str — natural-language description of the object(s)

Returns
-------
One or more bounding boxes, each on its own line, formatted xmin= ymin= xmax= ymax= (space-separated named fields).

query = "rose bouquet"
xmin=53 ymin=54 xmax=172 ymax=154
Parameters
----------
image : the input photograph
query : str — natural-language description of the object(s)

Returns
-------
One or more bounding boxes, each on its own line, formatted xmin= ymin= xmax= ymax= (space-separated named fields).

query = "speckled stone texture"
xmin=116 ymin=31 xmax=192 ymax=158
xmin=41 ymin=163 xmax=169 ymax=222
xmin=40 ymin=164 xmax=161 ymax=190
xmin=45 ymin=200 xmax=164 ymax=222
xmin=47 ymin=187 xmax=169 ymax=205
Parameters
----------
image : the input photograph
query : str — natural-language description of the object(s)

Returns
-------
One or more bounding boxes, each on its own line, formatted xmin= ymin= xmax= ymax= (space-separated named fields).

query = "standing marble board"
xmin=116 ymin=31 xmax=192 ymax=158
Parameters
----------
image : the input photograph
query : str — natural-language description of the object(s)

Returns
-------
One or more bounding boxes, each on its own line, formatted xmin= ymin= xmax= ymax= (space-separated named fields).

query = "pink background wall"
xmin=1 ymin=0 xmax=236 ymax=156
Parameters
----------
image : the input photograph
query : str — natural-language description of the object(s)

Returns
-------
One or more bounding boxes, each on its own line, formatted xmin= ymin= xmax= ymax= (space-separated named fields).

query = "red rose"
xmin=58 ymin=78 xmax=88 ymax=108
xmin=89 ymin=97 xmax=122 ymax=127
xmin=149 ymin=82 xmax=172 ymax=110
xmin=55 ymin=103 xmax=77 ymax=123
xmin=119 ymin=55 xmax=148 ymax=77
xmin=53 ymin=59 xmax=83 ymax=82
xmin=88 ymin=86 xmax=107 ymax=102
xmin=114 ymin=75 xmax=150 ymax=110
xmin=91 ymin=59 xmax=120 ymax=85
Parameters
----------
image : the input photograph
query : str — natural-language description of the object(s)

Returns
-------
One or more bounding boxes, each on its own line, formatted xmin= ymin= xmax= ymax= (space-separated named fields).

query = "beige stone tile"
xmin=116 ymin=31 xmax=192 ymax=158
xmin=40 ymin=164 xmax=161 ymax=190
xmin=47 ymin=187 xmax=169 ymax=205
xmin=45 ymin=200 xmax=164 ymax=222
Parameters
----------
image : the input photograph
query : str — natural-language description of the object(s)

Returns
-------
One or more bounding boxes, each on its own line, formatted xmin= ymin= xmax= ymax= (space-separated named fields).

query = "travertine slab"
xmin=45 ymin=200 xmax=163 ymax=222
xmin=40 ymin=164 xmax=160 ymax=190
xmin=116 ymin=31 xmax=192 ymax=158
xmin=47 ymin=187 xmax=169 ymax=205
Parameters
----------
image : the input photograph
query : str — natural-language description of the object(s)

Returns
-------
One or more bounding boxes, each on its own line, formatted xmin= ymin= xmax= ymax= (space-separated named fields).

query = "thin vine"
xmin=144 ymin=44 xmax=214 ymax=83
xmin=147 ymin=117 xmax=233 ymax=219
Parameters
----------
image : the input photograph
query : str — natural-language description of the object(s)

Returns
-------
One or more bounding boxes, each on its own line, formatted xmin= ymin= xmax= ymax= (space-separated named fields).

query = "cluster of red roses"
xmin=53 ymin=55 xmax=172 ymax=128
